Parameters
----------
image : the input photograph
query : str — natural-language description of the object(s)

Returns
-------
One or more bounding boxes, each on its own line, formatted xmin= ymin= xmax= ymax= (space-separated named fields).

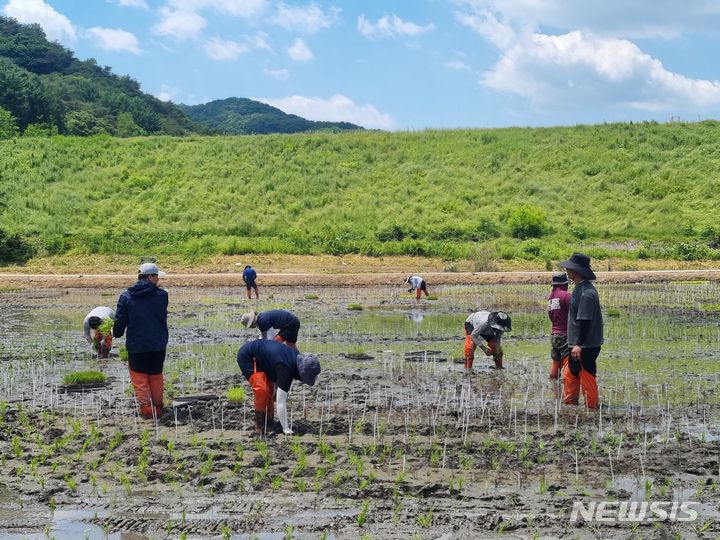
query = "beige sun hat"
xmin=240 ymin=311 xmax=258 ymax=328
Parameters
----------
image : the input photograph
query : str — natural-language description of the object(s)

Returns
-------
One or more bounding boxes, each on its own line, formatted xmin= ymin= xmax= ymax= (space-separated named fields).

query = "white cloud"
xmin=358 ymin=14 xmax=435 ymax=39
xmin=444 ymin=60 xmax=471 ymax=71
xmin=452 ymin=0 xmax=720 ymax=41
xmin=254 ymin=94 xmax=395 ymax=130
xmin=454 ymin=9 xmax=517 ymax=49
xmin=482 ymin=31 xmax=720 ymax=114
xmin=263 ymin=68 xmax=290 ymax=80
xmin=248 ymin=31 xmax=272 ymax=52
xmin=2 ymin=0 xmax=76 ymax=42
xmin=272 ymin=3 xmax=340 ymax=34
xmin=156 ymin=84 xmax=180 ymax=102
xmin=287 ymin=38 xmax=313 ymax=61
xmin=86 ymin=27 xmax=141 ymax=54
xmin=166 ymin=0 xmax=268 ymax=18
xmin=202 ymin=31 xmax=271 ymax=60
xmin=153 ymin=7 xmax=207 ymax=40
xmin=203 ymin=37 xmax=249 ymax=60
xmin=116 ymin=0 xmax=149 ymax=9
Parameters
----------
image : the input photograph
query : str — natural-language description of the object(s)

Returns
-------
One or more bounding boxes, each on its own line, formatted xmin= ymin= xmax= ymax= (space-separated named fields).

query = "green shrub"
xmin=470 ymin=244 xmax=498 ymax=271
xmin=507 ymin=205 xmax=547 ymax=239
xmin=63 ymin=370 xmax=107 ymax=385
xmin=0 ymin=230 xmax=33 ymax=265
xmin=347 ymin=303 xmax=363 ymax=311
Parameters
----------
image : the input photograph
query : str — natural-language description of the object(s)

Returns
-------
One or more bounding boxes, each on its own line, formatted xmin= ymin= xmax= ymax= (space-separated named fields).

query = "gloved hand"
xmin=407 ymin=288 xmax=414 ymax=293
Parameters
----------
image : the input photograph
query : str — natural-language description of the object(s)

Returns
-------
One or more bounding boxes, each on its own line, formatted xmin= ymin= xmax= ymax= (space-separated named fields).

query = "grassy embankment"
xmin=1 ymin=121 xmax=720 ymax=271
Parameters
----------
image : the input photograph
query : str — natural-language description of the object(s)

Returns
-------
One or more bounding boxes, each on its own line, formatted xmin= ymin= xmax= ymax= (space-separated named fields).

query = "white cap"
xmin=138 ymin=262 xmax=165 ymax=277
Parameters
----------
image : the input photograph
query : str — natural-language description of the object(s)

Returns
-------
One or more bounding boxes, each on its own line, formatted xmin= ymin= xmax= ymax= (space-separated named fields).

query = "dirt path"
xmin=0 ymin=269 xmax=719 ymax=288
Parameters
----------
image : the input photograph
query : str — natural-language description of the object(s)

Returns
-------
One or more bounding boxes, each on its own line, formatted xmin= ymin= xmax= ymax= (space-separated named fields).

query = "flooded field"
xmin=1 ymin=281 xmax=719 ymax=539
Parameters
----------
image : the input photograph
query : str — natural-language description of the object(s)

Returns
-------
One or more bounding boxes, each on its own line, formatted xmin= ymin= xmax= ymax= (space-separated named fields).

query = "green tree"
xmin=22 ymin=122 xmax=57 ymax=137
xmin=116 ymin=112 xmax=145 ymax=137
xmin=0 ymin=106 xmax=18 ymax=138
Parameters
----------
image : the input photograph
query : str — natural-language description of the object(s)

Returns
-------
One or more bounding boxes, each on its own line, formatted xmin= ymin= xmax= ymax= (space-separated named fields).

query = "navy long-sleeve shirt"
xmin=236 ymin=339 xmax=300 ymax=392
xmin=113 ymin=280 xmax=169 ymax=353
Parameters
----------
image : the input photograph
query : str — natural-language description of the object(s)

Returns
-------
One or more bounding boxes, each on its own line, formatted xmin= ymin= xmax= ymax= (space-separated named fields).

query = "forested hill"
xmin=179 ymin=98 xmax=363 ymax=135
xmin=0 ymin=16 xmax=198 ymax=136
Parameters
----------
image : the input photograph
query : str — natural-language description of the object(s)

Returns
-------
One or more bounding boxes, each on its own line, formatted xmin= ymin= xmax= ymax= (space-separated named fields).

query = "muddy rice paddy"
xmin=1 ymin=281 xmax=720 ymax=539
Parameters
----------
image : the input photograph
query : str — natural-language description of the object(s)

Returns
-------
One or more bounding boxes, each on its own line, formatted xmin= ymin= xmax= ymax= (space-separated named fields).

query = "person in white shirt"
xmin=405 ymin=275 xmax=429 ymax=300
xmin=82 ymin=306 xmax=115 ymax=358
xmin=463 ymin=310 xmax=512 ymax=370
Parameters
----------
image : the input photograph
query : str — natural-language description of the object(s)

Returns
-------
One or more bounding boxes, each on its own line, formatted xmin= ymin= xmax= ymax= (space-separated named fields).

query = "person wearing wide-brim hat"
xmin=463 ymin=310 xmax=512 ymax=370
xmin=547 ymin=272 xmax=571 ymax=382
xmin=240 ymin=309 xmax=301 ymax=351
xmin=236 ymin=339 xmax=320 ymax=435
xmin=557 ymin=253 xmax=603 ymax=409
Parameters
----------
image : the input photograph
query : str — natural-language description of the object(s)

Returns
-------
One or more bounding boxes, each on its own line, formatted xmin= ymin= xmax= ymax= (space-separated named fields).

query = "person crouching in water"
xmin=236 ymin=339 xmax=320 ymax=435
xmin=83 ymin=306 xmax=115 ymax=358
xmin=463 ymin=311 xmax=512 ymax=370
xmin=240 ymin=309 xmax=301 ymax=351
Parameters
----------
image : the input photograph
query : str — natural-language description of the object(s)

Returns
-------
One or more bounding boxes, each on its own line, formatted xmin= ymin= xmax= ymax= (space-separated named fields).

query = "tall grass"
xmin=2 ymin=122 xmax=720 ymax=262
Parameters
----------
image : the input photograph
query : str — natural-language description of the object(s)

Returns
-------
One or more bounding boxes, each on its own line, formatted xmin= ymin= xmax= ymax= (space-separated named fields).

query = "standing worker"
xmin=236 ymin=339 xmax=320 ymax=435
xmin=558 ymin=253 xmax=603 ymax=410
xmin=463 ymin=310 xmax=512 ymax=370
xmin=547 ymin=272 xmax=571 ymax=380
xmin=405 ymin=275 xmax=429 ymax=300
xmin=240 ymin=309 xmax=301 ymax=351
xmin=83 ymin=306 xmax=115 ymax=358
xmin=113 ymin=263 xmax=169 ymax=419
xmin=242 ymin=265 xmax=259 ymax=299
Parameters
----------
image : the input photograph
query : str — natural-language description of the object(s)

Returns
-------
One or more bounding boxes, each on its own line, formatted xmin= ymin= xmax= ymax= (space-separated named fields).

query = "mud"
xmin=1 ymin=283 xmax=719 ymax=539
xmin=1 ymin=269 xmax=720 ymax=289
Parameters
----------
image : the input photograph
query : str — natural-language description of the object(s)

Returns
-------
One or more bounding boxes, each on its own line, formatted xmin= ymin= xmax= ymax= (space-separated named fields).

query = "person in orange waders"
xmin=547 ymin=273 xmax=572 ymax=382
xmin=463 ymin=311 xmax=512 ymax=371
xmin=236 ymin=339 xmax=321 ymax=435
xmin=405 ymin=275 xmax=429 ymax=300
xmin=113 ymin=263 xmax=169 ymax=420
xmin=558 ymin=253 xmax=603 ymax=410
xmin=240 ymin=309 xmax=301 ymax=351
xmin=83 ymin=306 xmax=115 ymax=358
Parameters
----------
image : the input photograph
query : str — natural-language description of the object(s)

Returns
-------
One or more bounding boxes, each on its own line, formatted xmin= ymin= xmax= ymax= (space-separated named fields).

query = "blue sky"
xmin=4 ymin=0 xmax=720 ymax=130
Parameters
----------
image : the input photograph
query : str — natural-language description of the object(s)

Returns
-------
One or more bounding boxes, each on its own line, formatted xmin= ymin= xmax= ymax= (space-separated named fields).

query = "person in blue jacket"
xmin=240 ymin=309 xmax=301 ymax=350
xmin=236 ymin=339 xmax=320 ymax=435
xmin=113 ymin=262 xmax=169 ymax=419
xmin=242 ymin=265 xmax=259 ymax=299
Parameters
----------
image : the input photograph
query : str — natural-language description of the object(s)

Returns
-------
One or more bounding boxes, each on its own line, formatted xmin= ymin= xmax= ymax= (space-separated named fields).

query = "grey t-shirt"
xmin=567 ymin=280 xmax=603 ymax=348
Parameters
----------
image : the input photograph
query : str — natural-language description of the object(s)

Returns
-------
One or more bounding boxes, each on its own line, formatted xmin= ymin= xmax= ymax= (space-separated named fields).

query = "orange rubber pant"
xmin=464 ymin=329 xmax=496 ymax=369
xmin=249 ymin=370 xmax=274 ymax=418
xmin=129 ymin=369 xmax=164 ymax=418
xmin=273 ymin=334 xmax=298 ymax=351
xmin=562 ymin=349 xmax=599 ymax=409
xmin=550 ymin=356 xmax=568 ymax=380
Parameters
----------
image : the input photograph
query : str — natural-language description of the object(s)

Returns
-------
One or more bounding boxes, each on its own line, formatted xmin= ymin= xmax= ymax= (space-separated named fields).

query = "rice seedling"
xmin=225 ymin=386 xmax=246 ymax=402
xmin=62 ymin=370 xmax=107 ymax=385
